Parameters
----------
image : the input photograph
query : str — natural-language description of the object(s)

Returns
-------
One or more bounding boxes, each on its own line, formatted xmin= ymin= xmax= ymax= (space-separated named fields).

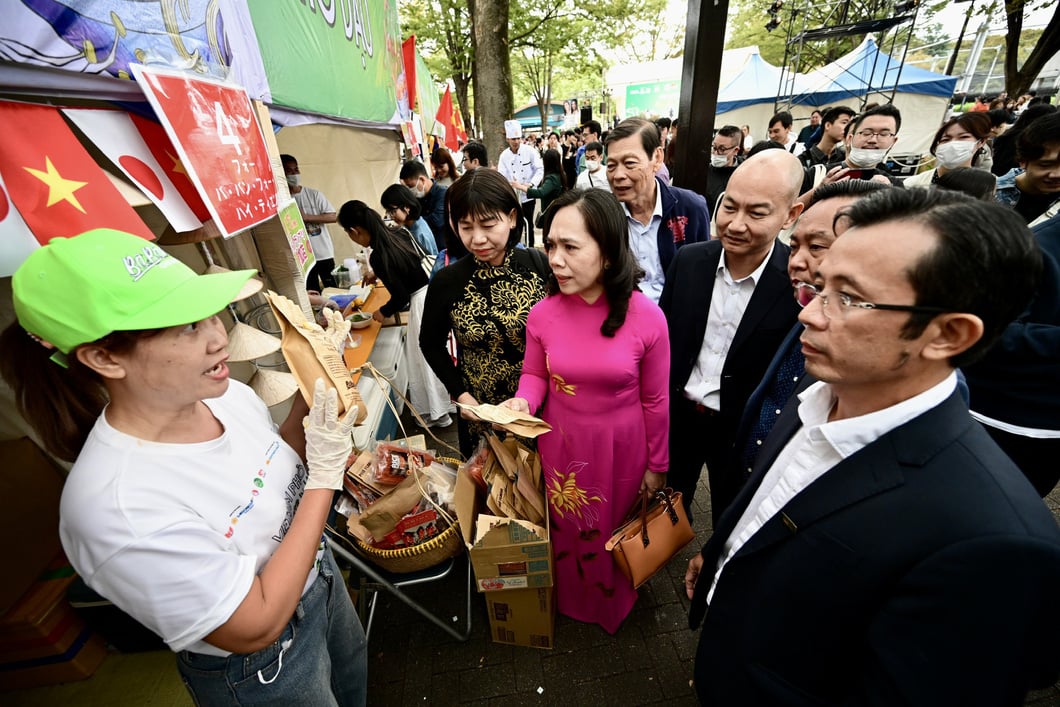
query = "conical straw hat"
xmin=249 ymin=368 xmax=299 ymax=407
xmin=227 ymin=321 xmax=282 ymax=361
xmin=204 ymin=264 xmax=264 ymax=301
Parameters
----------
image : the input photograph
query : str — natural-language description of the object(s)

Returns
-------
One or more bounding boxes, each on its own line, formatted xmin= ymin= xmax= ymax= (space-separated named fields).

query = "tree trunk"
xmin=1004 ymin=2 xmax=1060 ymax=97
xmin=453 ymin=75 xmax=473 ymax=140
xmin=471 ymin=0 xmax=514 ymax=165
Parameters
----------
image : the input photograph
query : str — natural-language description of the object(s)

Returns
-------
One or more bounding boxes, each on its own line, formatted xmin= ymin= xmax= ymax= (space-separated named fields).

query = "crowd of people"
xmin=3 ymin=93 xmax=1060 ymax=705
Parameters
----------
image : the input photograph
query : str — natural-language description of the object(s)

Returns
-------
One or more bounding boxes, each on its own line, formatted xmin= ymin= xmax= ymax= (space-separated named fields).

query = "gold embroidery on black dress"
xmin=450 ymin=250 xmax=547 ymax=437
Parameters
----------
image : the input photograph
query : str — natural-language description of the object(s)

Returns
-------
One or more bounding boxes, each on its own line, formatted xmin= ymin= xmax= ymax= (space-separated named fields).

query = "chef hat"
xmin=504 ymin=120 xmax=522 ymax=139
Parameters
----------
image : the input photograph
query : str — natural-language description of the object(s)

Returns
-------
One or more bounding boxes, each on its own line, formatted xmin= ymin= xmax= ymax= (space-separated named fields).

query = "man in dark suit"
xmin=686 ymin=188 xmax=1060 ymax=705
xmin=606 ymin=117 xmax=710 ymax=304
xmin=659 ymin=149 xmax=806 ymax=524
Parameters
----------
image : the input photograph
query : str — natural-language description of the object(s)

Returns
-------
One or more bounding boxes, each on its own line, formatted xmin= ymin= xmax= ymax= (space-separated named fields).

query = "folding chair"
xmin=325 ymin=524 xmax=473 ymax=643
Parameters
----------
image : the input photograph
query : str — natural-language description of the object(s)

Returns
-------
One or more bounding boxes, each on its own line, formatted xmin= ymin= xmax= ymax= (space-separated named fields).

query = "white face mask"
xmin=286 ymin=174 xmax=301 ymax=188
xmin=710 ymin=154 xmax=730 ymax=168
xmin=847 ymin=147 xmax=889 ymax=168
xmin=934 ymin=140 xmax=978 ymax=169
xmin=585 ymin=159 xmax=601 ymax=172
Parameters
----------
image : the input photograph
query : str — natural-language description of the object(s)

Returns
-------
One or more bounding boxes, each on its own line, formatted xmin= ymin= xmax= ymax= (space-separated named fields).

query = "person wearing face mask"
xmin=282 ymin=154 xmax=338 ymax=290
xmin=574 ymin=141 xmax=612 ymax=193
xmin=705 ymin=125 xmax=744 ymax=216
xmin=823 ymin=104 xmax=904 ymax=187
xmin=905 ymin=113 xmax=992 ymax=188
xmin=400 ymin=160 xmax=448 ymax=251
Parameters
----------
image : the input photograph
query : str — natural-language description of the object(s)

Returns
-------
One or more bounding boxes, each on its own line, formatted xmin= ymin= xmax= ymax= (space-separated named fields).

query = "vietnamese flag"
xmin=128 ymin=112 xmax=212 ymax=222
xmin=435 ymin=86 xmax=467 ymax=152
xmin=0 ymin=101 xmax=154 ymax=244
xmin=63 ymin=108 xmax=203 ymax=234
xmin=402 ymin=36 xmax=418 ymax=114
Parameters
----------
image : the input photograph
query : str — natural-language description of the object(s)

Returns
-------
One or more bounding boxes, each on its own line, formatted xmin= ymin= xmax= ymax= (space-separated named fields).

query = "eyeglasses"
xmin=853 ymin=129 xmax=896 ymax=139
xmin=711 ymin=144 xmax=738 ymax=154
xmin=384 ymin=206 xmax=403 ymax=217
xmin=795 ymin=283 xmax=949 ymax=319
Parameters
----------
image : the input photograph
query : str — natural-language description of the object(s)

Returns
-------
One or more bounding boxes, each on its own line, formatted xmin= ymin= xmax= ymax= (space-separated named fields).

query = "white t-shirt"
xmin=293 ymin=186 xmax=336 ymax=260
xmin=575 ymin=168 xmax=612 ymax=192
xmin=59 ymin=381 xmax=320 ymax=656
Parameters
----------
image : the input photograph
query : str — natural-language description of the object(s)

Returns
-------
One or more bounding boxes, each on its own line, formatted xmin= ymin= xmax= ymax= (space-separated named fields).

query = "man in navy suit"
xmin=659 ymin=149 xmax=805 ymax=524
xmin=686 ymin=188 xmax=1060 ymax=705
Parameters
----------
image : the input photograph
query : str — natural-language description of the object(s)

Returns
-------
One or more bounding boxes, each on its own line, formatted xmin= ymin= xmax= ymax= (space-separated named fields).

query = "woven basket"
xmin=351 ymin=457 xmax=464 ymax=573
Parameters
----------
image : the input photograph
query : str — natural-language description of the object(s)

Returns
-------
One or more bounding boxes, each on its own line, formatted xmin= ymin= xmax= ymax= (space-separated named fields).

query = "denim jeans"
xmin=177 ymin=547 xmax=366 ymax=706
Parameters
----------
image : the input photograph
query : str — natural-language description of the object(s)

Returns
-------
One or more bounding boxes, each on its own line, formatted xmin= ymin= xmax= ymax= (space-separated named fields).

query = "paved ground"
xmin=341 ymin=407 xmax=1060 ymax=705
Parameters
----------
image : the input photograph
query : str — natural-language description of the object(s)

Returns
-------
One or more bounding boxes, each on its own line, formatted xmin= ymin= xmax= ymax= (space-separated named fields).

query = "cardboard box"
xmin=0 ymin=556 xmax=78 ymax=664
xmin=0 ymin=629 xmax=107 ymax=692
xmin=454 ymin=467 xmax=553 ymax=592
xmin=484 ymin=586 xmax=554 ymax=649
xmin=0 ymin=438 xmax=65 ymax=615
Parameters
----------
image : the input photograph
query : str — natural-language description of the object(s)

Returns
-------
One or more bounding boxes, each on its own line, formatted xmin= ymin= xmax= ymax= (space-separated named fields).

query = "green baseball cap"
xmin=13 ymin=229 xmax=261 ymax=356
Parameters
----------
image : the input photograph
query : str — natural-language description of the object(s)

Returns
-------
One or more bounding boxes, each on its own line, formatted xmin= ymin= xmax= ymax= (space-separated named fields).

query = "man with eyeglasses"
xmin=705 ymin=125 xmax=744 ymax=215
xmin=686 ymin=188 xmax=1060 ymax=705
xmin=461 ymin=141 xmax=488 ymax=171
xmin=822 ymin=103 xmax=903 ymax=186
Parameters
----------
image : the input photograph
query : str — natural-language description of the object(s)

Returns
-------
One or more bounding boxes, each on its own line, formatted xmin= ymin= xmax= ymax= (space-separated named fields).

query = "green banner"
xmin=625 ymin=80 xmax=681 ymax=118
xmin=247 ymin=0 xmax=403 ymax=124
xmin=416 ymin=51 xmax=440 ymax=133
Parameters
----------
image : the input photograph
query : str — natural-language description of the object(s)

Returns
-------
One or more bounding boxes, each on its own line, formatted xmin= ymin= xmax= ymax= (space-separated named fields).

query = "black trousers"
xmin=521 ymin=200 xmax=536 ymax=248
xmin=669 ymin=396 xmax=739 ymax=527
xmin=984 ymin=425 xmax=1060 ymax=497
xmin=306 ymin=257 xmax=336 ymax=290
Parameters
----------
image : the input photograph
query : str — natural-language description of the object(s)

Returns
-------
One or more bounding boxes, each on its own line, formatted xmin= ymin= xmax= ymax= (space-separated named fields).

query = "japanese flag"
xmin=0 ymin=169 xmax=39 ymax=276
xmin=63 ymin=108 xmax=203 ymax=234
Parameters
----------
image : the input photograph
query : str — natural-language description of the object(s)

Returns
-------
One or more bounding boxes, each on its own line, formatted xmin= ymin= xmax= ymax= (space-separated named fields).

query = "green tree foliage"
xmin=399 ymin=0 xmax=475 ymax=134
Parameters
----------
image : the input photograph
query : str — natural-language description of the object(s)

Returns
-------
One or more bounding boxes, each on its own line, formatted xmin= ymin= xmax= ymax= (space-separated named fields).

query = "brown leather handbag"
xmin=605 ymin=488 xmax=695 ymax=589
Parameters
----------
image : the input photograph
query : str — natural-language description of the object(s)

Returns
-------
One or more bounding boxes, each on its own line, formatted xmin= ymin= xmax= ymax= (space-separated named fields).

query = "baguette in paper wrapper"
xmin=455 ymin=403 xmax=552 ymax=437
xmin=264 ymin=290 xmax=367 ymax=424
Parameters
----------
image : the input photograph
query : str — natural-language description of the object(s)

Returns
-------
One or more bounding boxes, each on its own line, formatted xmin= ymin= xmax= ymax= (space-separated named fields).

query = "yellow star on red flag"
xmin=24 ymin=156 xmax=88 ymax=213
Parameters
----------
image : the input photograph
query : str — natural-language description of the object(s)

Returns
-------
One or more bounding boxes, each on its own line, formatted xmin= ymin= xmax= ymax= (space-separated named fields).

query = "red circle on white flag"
xmin=0 ymin=183 xmax=9 ymax=222
xmin=118 ymin=155 xmax=165 ymax=200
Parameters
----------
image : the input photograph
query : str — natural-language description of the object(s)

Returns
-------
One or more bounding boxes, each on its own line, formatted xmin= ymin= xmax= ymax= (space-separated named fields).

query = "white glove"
xmin=320 ymin=307 xmax=352 ymax=353
xmin=303 ymin=378 xmax=357 ymax=490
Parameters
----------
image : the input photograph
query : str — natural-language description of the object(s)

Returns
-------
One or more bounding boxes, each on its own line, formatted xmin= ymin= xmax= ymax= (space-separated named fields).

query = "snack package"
xmin=373 ymin=442 xmax=435 ymax=485
xmin=265 ymin=290 xmax=367 ymax=423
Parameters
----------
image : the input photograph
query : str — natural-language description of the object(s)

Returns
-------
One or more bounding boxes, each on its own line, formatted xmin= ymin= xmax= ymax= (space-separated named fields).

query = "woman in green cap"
xmin=0 ymin=229 xmax=366 ymax=706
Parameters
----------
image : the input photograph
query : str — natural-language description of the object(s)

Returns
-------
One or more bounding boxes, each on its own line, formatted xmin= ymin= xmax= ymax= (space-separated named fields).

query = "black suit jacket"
xmin=659 ymin=239 xmax=799 ymax=438
xmin=689 ymin=390 xmax=1060 ymax=706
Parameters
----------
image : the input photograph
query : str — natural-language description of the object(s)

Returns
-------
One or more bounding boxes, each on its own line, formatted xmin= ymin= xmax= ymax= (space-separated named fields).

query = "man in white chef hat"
xmin=497 ymin=118 xmax=544 ymax=247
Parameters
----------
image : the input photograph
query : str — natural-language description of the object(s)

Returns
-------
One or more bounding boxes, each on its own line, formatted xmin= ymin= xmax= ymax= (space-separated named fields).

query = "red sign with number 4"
xmin=132 ymin=64 xmax=277 ymax=238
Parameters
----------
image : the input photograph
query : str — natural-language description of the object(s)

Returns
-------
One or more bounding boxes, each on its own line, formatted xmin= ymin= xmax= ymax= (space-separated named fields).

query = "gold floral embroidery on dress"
xmin=547 ymin=461 xmax=604 ymax=526
xmin=547 ymin=354 xmax=576 ymax=396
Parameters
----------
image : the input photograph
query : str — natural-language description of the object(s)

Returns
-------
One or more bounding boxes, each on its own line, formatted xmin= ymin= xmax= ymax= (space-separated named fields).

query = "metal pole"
xmin=945 ymin=0 xmax=975 ymax=76
xmin=982 ymin=45 xmax=1000 ymax=94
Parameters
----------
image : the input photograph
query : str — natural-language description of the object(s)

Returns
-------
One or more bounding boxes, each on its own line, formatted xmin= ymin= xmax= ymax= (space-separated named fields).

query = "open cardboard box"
xmin=454 ymin=466 xmax=553 ymax=592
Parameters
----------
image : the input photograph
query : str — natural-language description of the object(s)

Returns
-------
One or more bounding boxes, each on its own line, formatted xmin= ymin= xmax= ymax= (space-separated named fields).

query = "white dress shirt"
xmin=624 ymin=187 xmax=666 ymax=303
xmin=683 ymin=245 xmax=775 ymax=410
xmin=706 ymin=372 xmax=959 ymax=604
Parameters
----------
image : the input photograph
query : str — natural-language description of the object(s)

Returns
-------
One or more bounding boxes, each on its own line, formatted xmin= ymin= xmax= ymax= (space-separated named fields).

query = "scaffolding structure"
xmin=771 ymin=0 xmax=922 ymax=114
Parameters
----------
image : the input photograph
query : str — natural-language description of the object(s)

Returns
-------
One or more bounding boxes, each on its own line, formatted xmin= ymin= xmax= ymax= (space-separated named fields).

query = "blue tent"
xmin=717 ymin=52 xmax=809 ymax=113
xmin=794 ymin=38 xmax=956 ymax=108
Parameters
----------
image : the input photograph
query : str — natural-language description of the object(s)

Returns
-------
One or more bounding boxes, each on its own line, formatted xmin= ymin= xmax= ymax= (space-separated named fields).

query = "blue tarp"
xmin=793 ymin=38 xmax=957 ymax=107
